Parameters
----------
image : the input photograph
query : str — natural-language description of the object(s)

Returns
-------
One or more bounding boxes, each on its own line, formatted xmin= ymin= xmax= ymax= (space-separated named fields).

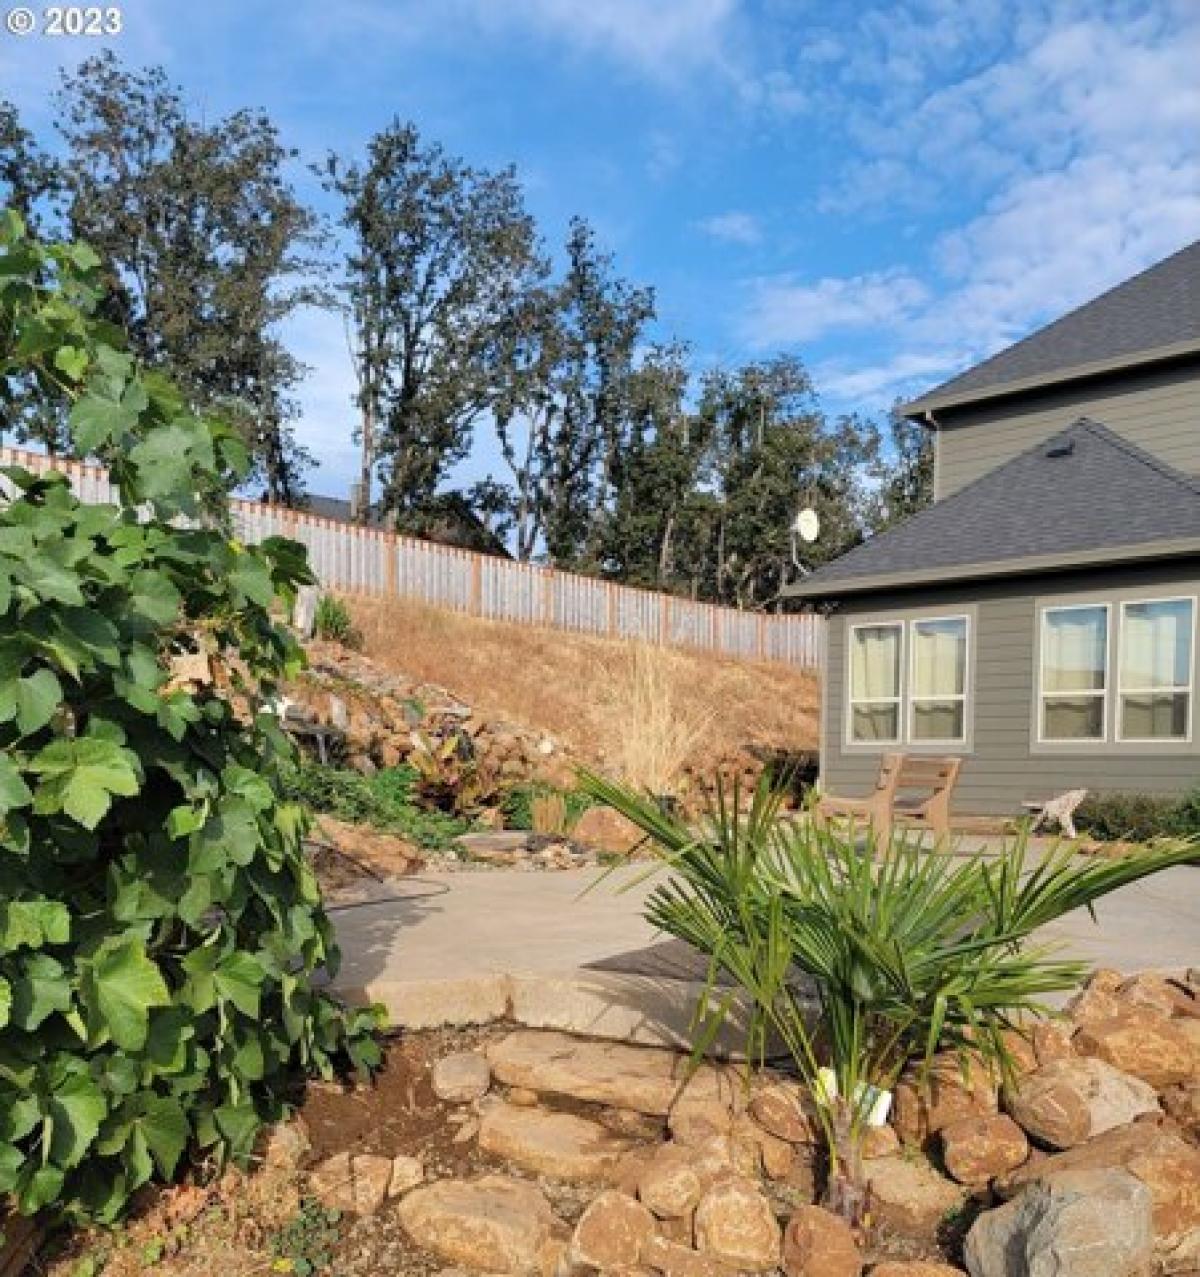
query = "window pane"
xmin=912 ymin=618 xmax=966 ymax=697
xmin=851 ymin=625 xmax=901 ymax=700
xmin=851 ymin=703 xmax=899 ymax=742
xmin=1121 ymin=599 xmax=1193 ymax=690
xmin=1042 ymin=695 xmax=1104 ymax=740
xmin=1043 ymin=607 xmax=1107 ymax=693
xmin=912 ymin=700 xmax=964 ymax=741
xmin=1120 ymin=692 xmax=1189 ymax=740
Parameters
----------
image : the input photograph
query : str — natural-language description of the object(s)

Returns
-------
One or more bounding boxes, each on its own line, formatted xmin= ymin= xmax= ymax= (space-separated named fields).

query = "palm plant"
xmin=581 ymin=771 xmax=1197 ymax=1223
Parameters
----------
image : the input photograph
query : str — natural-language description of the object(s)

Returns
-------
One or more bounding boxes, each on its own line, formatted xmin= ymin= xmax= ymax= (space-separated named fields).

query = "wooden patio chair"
xmin=815 ymin=753 xmax=964 ymax=848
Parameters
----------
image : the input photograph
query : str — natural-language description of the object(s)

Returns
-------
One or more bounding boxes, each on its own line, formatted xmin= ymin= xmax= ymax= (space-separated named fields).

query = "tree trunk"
xmin=822 ymin=1107 xmax=870 ymax=1227
xmin=358 ymin=397 xmax=374 ymax=522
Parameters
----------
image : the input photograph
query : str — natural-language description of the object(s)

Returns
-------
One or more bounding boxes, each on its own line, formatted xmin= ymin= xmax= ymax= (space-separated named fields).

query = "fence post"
xmin=470 ymin=555 xmax=483 ymax=615
xmin=757 ymin=613 xmax=766 ymax=661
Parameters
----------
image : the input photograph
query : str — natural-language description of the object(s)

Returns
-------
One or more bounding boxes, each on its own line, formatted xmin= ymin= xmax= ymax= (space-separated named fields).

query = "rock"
xmin=1161 ymin=1081 xmax=1200 ymax=1139
xmin=478 ymin=1100 xmax=633 ymax=1184
xmin=1063 ymin=969 xmax=1124 ymax=1027
xmin=432 ymin=1051 xmax=492 ymax=1103
xmin=397 ymin=1175 xmax=557 ymax=1274
xmin=1005 ymin=1057 xmax=1159 ymax=1149
xmin=486 ymin=1030 xmax=737 ymax=1117
xmin=1116 ymin=972 xmax=1196 ymax=1019
xmin=996 ymin=1124 xmax=1200 ymax=1271
xmin=963 ymin=1166 xmax=1153 ymax=1277
xmin=750 ymin=1083 xmax=817 ymax=1144
xmin=507 ymin=1087 xmax=540 ymax=1107
xmin=780 ymin=1205 xmax=862 ymax=1277
xmin=569 ymin=1191 xmax=657 ymax=1271
xmin=388 ymin=1155 xmax=424 ymax=1198
xmin=693 ymin=1179 xmax=781 ymax=1271
xmin=1032 ymin=1021 xmax=1076 ymax=1067
xmin=863 ymin=1124 xmax=901 ymax=1159
xmin=869 ymin=1264 xmax=965 ymax=1276
xmin=999 ymin=1030 xmax=1040 ymax=1077
xmin=309 ymin=1151 xmax=394 ymax=1216
xmin=865 ymin=1154 xmax=968 ymax=1237
xmin=1074 ymin=1011 xmax=1197 ymax=1089
xmin=261 ymin=1115 xmax=311 ymax=1169
xmin=669 ymin=1097 xmax=733 ymax=1144
xmin=602 ymin=1107 xmax=669 ymax=1141
xmin=940 ymin=1114 xmax=1029 ymax=1186
xmin=642 ymin=1234 xmax=736 ymax=1276
xmin=893 ymin=1054 xmax=998 ymax=1144
xmin=572 ymin=805 xmax=646 ymax=855
xmin=638 ymin=1143 xmax=707 ymax=1218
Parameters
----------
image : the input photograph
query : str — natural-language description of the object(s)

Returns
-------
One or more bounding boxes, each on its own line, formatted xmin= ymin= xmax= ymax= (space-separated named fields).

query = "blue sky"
xmin=3 ymin=0 xmax=1198 ymax=497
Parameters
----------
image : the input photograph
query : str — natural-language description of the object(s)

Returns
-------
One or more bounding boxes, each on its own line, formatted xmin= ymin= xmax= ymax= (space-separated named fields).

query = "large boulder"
xmin=940 ymin=1114 xmax=1030 ymax=1186
xmin=693 ymin=1178 xmax=781 ymax=1271
xmin=478 ymin=1100 xmax=634 ymax=1184
xmin=568 ymin=1190 xmax=657 ymax=1271
xmin=963 ymin=1166 xmax=1153 ymax=1277
xmin=486 ymin=1029 xmax=738 ymax=1117
xmin=1074 ymin=1011 xmax=1196 ymax=1090
xmin=749 ymin=1083 xmax=817 ymax=1144
xmin=893 ymin=1054 xmax=998 ymax=1145
xmin=396 ymin=1174 xmax=558 ymax=1273
xmin=865 ymin=1154 xmax=967 ymax=1238
xmin=572 ymin=805 xmax=646 ymax=855
xmin=780 ymin=1205 xmax=862 ymax=1277
xmin=1005 ymin=1057 xmax=1159 ymax=1149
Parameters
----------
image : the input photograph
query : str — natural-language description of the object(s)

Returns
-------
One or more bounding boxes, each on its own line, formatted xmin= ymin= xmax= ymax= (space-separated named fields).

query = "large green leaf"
xmin=0 ymin=898 xmax=70 ymax=950
xmin=85 ymin=940 xmax=171 ymax=1051
xmin=0 ymin=754 xmax=33 ymax=812
xmin=48 ymin=1072 xmax=108 ymax=1168
xmin=16 ymin=667 xmax=62 ymax=735
xmin=30 ymin=736 xmax=141 ymax=829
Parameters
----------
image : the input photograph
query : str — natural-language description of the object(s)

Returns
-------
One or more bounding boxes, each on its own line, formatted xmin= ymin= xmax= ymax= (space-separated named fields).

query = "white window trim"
xmin=846 ymin=620 xmax=904 ymax=746
xmin=907 ymin=614 xmax=970 ymax=747
xmin=1037 ymin=602 xmax=1111 ymax=746
xmin=1115 ymin=596 xmax=1196 ymax=745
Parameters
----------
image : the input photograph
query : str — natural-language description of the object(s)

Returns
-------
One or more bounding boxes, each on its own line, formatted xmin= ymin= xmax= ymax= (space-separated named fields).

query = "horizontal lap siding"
xmin=936 ymin=361 xmax=1200 ymax=499
xmin=822 ymin=562 xmax=1200 ymax=816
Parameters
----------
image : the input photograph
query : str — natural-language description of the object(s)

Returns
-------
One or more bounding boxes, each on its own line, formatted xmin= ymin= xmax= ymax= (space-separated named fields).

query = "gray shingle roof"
xmin=789 ymin=418 xmax=1200 ymax=599
xmin=905 ymin=239 xmax=1200 ymax=413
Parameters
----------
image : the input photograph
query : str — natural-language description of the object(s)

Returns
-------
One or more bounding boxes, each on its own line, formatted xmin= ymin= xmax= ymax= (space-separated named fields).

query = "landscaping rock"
xmin=1031 ymin=1021 xmax=1076 ymax=1067
xmin=1074 ymin=1011 xmax=1196 ymax=1089
xmin=478 ymin=1099 xmax=633 ymax=1184
xmin=940 ymin=1114 xmax=1029 ymax=1186
xmin=572 ymin=805 xmax=646 ymax=855
xmin=396 ymin=1175 xmax=557 ymax=1274
xmin=668 ymin=1097 xmax=733 ymax=1144
xmin=486 ymin=1029 xmax=737 ymax=1116
xmin=1005 ymin=1056 xmax=1159 ymax=1149
xmin=1063 ymin=969 xmax=1124 ymax=1027
xmin=1161 ymin=1080 xmax=1200 ymax=1139
xmin=637 ymin=1143 xmax=707 ymax=1218
xmin=309 ymin=1151 xmax=394 ymax=1216
xmin=780 ymin=1204 xmax=862 ymax=1277
xmin=750 ymin=1083 xmax=817 ymax=1144
xmin=569 ymin=1190 xmax=657 ymax=1271
xmin=432 ymin=1050 xmax=492 ymax=1103
xmin=1116 ymin=972 xmax=1197 ymax=1019
xmin=963 ymin=1166 xmax=1153 ymax=1277
xmin=869 ymin=1264 xmax=965 ymax=1276
xmin=261 ymin=1115 xmax=311 ymax=1169
xmin=694 ymin=1178 xmax=781 ymax=1271
xmin=893 ymin=1054 xmax=998 ymax=1144
xmin=388 ymin=1154 xmax=425 ymax=1198
xmin=863 ymin=1124 xmax=901 ymax=1159
xmin=865 ymin=1154 xmax=968 ymax=1237
xmin=642 ymin=1234 xmax=736 ymax=1276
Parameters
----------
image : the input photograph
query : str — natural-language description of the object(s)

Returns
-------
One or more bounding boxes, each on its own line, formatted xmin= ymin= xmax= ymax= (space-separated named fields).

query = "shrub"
xmin=582 ymin=770 xmax=1196 ymax=1224
xmin=500 ymin=781 xmax=595 ymax=835
xmin=0 ymin=212 xmax=379 ymax=1223
xmin=313 ymin=594 xmax=361 ymax=648
xmin=1076 ymin=788 xmax=1200 ymax=842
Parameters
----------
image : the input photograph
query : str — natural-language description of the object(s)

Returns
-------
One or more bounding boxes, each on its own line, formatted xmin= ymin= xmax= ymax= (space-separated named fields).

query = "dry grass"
xmin=345 ymin=595 xmax=819 ymax=783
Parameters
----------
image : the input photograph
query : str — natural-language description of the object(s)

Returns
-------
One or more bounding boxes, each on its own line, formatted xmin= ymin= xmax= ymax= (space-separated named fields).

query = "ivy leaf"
xmin=128 ymin=570 xmax=181 ymax=625
xmin=134 ymin=1096 xmax=189 ymax=1178
xmin=0 ymin=899 xmax=70 ymax=949
xmin=16 ymin=668 xmax=62 ymax=736
xmin=215 ymin=951 xmax=265 ymax=1019
xmin=85 ymin=940 xmax=171 ymax=1051
xmin=0 ymin=754 xmax=33 ymax=812
xmin=30 ymin=736 xmax=141 ymax=829
xmin=53 ymin=345 xmax=89 ymax=382
xmin=48 ymin=1072 xmax=108 ymax=1169
xmin=8 ymin=953 xmax=71 ymax=1030
xmin=68 ymin=389 xmax=137 ymax=452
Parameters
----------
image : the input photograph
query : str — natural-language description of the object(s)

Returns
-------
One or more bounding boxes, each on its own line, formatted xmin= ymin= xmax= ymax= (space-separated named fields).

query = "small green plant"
xmin=582 ymin=769 xmax=1197 ymax=1224
xmin=408 ymin=730 xmax=497 ymax=815
xmin=501 ymin=781 xmax=595 ymax=835
xmin=1076 ymin=788 xmax=1200 ymax=842
xmin=270 ymin=1198 xmax=342 ymax=1276
xmin=313 ymin=594 xmax=361 ymax=648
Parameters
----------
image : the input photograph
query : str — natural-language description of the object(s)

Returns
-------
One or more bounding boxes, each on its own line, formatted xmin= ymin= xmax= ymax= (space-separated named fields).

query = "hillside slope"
xmin=342 ymin=596 xmax=820 ymax=789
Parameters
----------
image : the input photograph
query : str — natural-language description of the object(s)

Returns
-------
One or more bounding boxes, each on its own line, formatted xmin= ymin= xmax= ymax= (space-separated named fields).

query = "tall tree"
xmin=0 ymin=101 xmax=61 ymax=229
xmin=871 ymin=408 xmax=934 ymax=530
xmin=322 ymin=121 xmax=544 ymax=528
xmin=54 ymin=53 xmax=320 ymax=503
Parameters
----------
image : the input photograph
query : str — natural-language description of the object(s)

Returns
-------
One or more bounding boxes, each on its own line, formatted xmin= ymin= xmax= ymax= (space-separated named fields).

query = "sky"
xmin=3 ymin=0 xmax=1199 ymax=498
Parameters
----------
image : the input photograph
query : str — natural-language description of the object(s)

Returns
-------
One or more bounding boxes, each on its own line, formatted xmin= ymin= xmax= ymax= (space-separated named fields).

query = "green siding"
xmin=821 ymin=562 xmax=1200 ymax=816
xmin=935 ymin=359 xmax=1200 ymax=499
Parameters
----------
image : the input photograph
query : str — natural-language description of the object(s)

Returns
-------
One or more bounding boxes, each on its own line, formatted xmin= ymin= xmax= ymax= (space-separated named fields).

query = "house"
xmin=789 ymin=239 xmax=1200 ymax=815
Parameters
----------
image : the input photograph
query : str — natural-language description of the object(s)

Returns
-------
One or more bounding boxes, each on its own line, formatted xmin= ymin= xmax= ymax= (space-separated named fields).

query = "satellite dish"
xmin=793 ymin=507 xmax=820 ymax=544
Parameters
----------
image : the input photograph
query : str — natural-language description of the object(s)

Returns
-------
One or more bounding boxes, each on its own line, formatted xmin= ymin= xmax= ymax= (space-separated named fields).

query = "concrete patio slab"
xmin=329 ymin=858 xmax=1199 ymax=1044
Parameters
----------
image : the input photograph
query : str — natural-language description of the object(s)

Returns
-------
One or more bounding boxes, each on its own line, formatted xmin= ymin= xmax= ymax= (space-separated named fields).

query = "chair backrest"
xmin=894 ymin=755 xmax=962 ymax=794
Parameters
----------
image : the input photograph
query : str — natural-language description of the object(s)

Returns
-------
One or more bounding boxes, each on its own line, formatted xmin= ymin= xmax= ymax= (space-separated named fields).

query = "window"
xmin=910 ymin=617 xmax=968 ymax=742
xmin=848 ymin=622 xmax=902 ymax=742
xmin=1118 ymin=598 xmax=1194 ymax=741
xmin=1040 ymin=605 xmax=1108 ymax=741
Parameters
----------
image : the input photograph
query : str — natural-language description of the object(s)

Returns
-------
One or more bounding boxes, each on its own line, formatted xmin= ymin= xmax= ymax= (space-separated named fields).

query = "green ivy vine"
xmin=0 ymin=209 xmax=380 ymax=1223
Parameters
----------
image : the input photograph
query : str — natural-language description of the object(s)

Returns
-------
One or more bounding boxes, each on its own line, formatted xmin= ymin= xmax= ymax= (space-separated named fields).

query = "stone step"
xmin=478 ymin=1100 xmax=635 ymax=1183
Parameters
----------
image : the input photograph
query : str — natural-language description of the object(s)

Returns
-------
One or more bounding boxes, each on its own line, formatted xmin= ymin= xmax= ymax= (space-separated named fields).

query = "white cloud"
xmin=697 ymin=211 xmax=763 ymax=245
xmin=740 ymin=269 xmax=930 ymax=346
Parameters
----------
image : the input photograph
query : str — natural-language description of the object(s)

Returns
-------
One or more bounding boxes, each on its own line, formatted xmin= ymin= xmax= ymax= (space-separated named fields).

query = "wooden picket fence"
xmin=1 ymin=445 xmax=823 ymax=669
